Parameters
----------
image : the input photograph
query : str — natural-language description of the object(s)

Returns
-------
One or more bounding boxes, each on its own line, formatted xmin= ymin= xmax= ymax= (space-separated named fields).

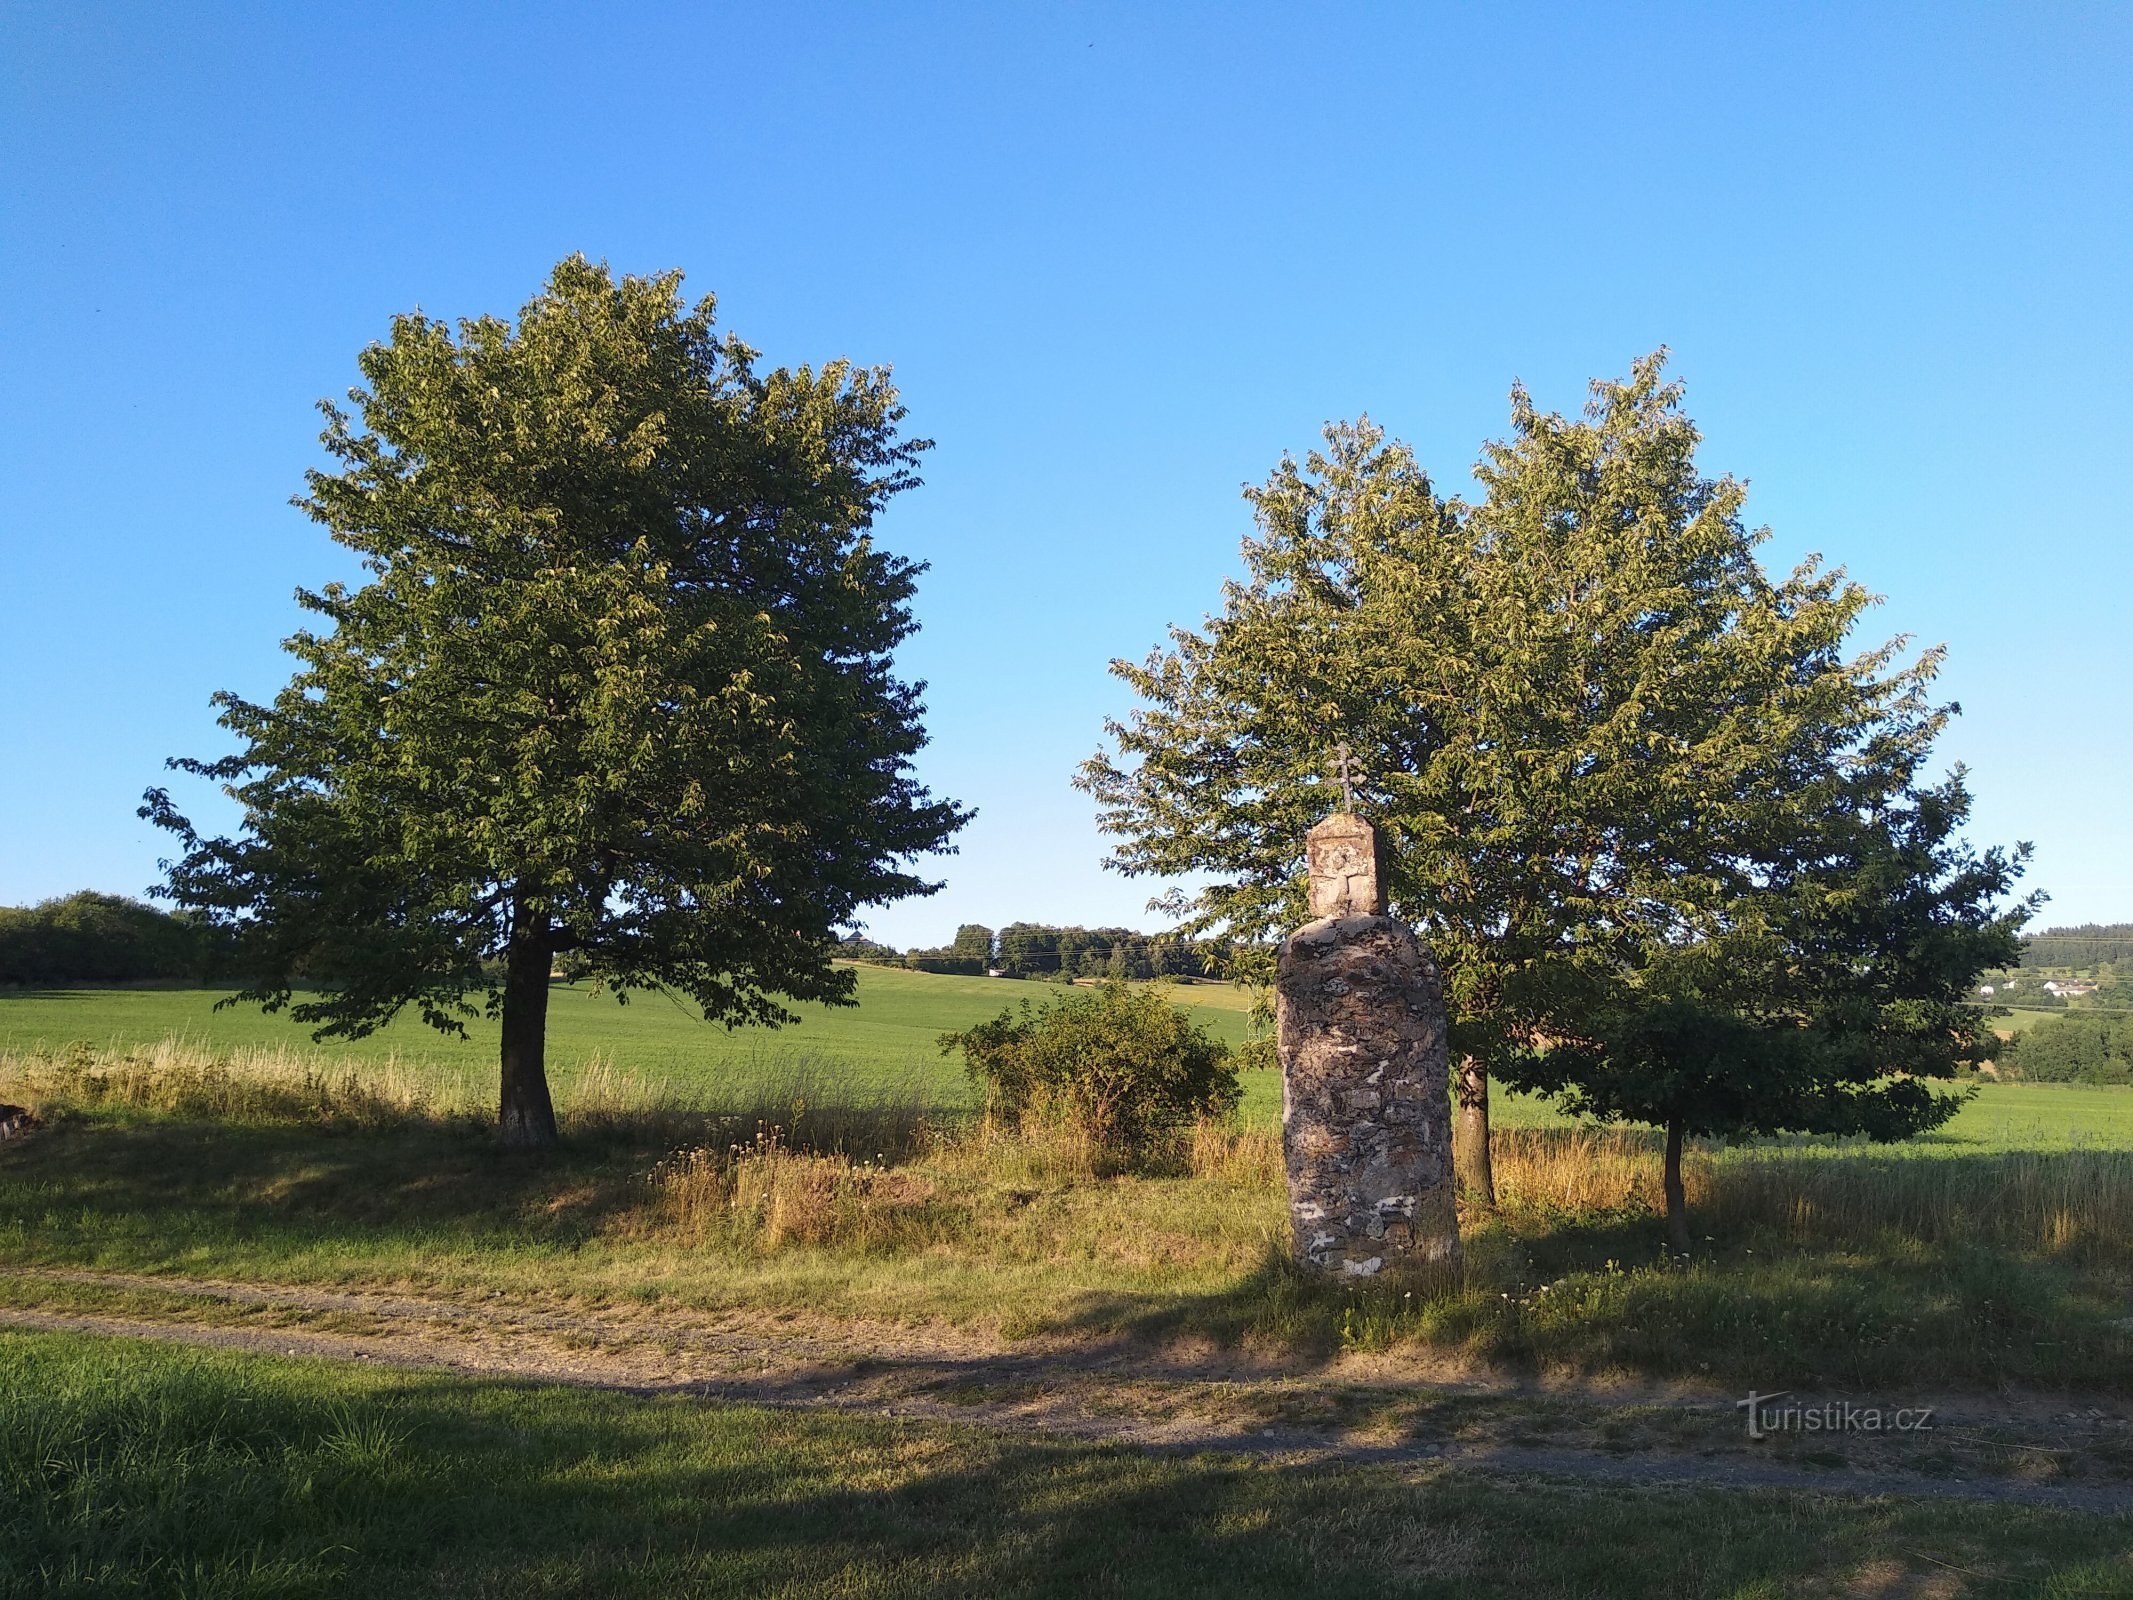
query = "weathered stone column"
xmin=1277 ymin=812 xmax=1459 ymax=1276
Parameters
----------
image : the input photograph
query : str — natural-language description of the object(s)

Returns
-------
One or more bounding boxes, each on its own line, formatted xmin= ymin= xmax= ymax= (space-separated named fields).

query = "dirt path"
xmin=6 ymin=1266 xmax=2131 ymax=1515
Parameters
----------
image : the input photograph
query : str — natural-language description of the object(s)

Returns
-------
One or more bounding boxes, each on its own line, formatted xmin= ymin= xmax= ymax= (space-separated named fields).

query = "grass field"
xmin=0 ymin=977 xmax=2112 ymax=1143
xmin=8 ymin=985 xmax=2133 ymax=1592
xmin=0 ymin=968 xmax=1281 ymax=1118
xmin=8 ymin=1326 xmax=2132 ymax=1599
xmin=4 ymin=1012 xmax=2133 ymax=1389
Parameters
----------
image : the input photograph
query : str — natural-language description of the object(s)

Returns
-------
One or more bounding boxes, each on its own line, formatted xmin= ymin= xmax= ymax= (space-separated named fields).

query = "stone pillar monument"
xmin=1277 ymin=807 xmax=1459 ymax=1276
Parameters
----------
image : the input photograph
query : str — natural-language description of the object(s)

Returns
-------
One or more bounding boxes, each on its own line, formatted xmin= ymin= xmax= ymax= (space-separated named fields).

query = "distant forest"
xmin=2020 ymin=924 xmax=2133 ymax=970
xmin=12 ymin=893 xmax=2126 ymax=992
xmin=846 ymin=923 xmax=1240 ymax=981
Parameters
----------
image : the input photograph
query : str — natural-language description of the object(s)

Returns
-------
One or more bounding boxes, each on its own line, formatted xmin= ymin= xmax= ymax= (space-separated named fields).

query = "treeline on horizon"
xmin=2000 ymin=1012 xmax=2133 ymax=1084
xmin=2019 ymin=923 xmax=2133 ymax=971
xmin=844 ymin=922 xmax=1244 ymax=981
xmin=10 ymin=893 xmax=2129 ymax=992
xmin=5 ymin=893 xmax=1244 ymax=992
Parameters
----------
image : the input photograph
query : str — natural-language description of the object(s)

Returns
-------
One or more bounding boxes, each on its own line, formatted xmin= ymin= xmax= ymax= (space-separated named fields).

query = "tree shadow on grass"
xmin=1034 ymin=1138 xmax=2133 ymax=1395
xmin=7 ymin=1115 xmax=2133 ymax=1397
xmin=8 ymin=1330 xmax=2128 ymax=1599
xmin=0 ymin=1111 xmax=678 ymax=1261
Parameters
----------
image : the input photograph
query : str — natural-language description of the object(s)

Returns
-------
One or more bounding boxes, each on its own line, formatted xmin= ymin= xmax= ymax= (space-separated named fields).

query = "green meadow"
xmin=5 ymin=971 xmax=2133 ymax=1392
xmin=0 ymin=967 xmax=1266 ymax=1115
xmin=8 ymin=974 xmax=2133 ymax=1596
xmin=0 ymin=973 xmax=2114 ymax=1147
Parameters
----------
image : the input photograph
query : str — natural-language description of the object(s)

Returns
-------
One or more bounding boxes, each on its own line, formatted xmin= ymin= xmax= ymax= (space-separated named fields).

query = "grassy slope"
xmin=0 ymin=970 xmax=1274 ymax=1114
xmin=7 ymin=1327 xmax=2131 ymax=1600
xmin=7 ymin=981 xmax=2133 ymax=1391
xmin=0 ymin=977 xmax=2110 ymax=1140
xmin=4 ymin=1074 xmax=2132 ymax=1389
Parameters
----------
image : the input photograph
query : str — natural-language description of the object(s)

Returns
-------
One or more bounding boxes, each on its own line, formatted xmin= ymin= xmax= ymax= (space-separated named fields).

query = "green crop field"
xmin=0 ymin=967 xmax=1269 ymax=1115
xmin=4 ymin=974 xmax=2123 ymax=1149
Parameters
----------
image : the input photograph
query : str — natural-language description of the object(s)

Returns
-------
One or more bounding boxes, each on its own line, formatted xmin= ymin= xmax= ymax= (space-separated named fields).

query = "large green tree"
xmin=144 ymin=257 xmax=968 ymax=1146
xmin=1078 ymin=354 xmax=1981 ymax=1200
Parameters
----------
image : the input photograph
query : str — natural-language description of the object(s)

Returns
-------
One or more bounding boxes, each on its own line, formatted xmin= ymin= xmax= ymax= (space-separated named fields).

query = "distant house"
xmin=1977 ymin=984 xmax=1996 ymax=997
xmin=2043 ymin=980 xmax=2098 ymax=998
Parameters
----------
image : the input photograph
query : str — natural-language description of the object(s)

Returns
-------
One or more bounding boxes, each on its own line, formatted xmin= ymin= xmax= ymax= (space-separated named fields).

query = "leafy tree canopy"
xmin=1078 ymin=354 xmax=2030 ymax=1203
xmin=145 ymin=257 xmax=967 ymax=1144
xmin=0 ymin=892 xmax=219 ymax=987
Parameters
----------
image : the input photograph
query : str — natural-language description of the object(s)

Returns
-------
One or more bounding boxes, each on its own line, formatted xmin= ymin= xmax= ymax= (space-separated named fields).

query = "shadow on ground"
xmin=4 ymin=1116 xmax=2131 ymax=1396
xmin=8 ymin=1326 xmax=2132 ymax=1599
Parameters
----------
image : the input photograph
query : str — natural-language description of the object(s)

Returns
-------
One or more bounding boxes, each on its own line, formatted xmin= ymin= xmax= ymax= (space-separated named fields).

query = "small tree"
xmin=144 ymin=258 xmax=968 ymax=1147
xmin=950 ymin=923 xmax=996 ymax=968
xmin=940 ymin=981 xmax=1240 ymax=1163
xmin=1511 ymin=777 xmax=2032 ymax=1251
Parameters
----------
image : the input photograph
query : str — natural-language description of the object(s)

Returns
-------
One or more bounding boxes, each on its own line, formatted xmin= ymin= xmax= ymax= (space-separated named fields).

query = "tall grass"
xmin=0 ymin=1038 xmax=939 ymax=1149
xmin=1492 ymin=1124 xmax=2133 ymax=1263
xmin=1707 ymin=1146 xmax=2133 ymax=1262
xmin=653 ymin=1126 xmax=950 ymax=1249
xmin=0 ymin=1038 xmax=457 ymax=1128
xmin=11 ymin=1036 xmax=2133 ymax=1275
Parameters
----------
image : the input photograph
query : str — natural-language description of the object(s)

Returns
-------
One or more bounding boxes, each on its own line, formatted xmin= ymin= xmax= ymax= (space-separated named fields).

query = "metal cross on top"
xmin=1329 ymin=742 xmax=1364 ymax=811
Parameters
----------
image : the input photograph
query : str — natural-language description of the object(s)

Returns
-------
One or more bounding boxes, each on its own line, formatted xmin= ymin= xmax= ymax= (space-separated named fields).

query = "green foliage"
xmin=1511 ymin=776 xmax=2026 ymax=1141
xmin=2021 ymin=923 xmax=2133 ymax=969
xmin=992 ymin=922 xmax=1231 ymax=980
xmin=2003 ymin=1014 xmax=2133 ymax=1084
xmin=837 ymin=933 xmax=904 ymax=966
xmin=901 ymin=923 xmax=994 ymax=975
xmin=141 ymin=256 xmax=966 ymax=1141
xmin=902 ymin=952 xmax=986 ymax=976
xmin=0 ymin=892 xmax=218 ymax=987
xmin=940 ymin=981 xmax=1240 ymax=1159
xmin=1079 ymin=353 xmax=2032 ymax=1225
xmin=1080 ymin=354 xmax=1982 ymax=1066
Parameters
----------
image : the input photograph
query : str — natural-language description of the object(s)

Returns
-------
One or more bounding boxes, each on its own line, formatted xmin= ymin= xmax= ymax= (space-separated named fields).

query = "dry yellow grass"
xmin=0 ymin=1038 xmax=453 ymax=1126
xmin=653 ymin=1126 xmax=944 ymax=1248
xmin=13 ymin=1038 xmax=2133 ymax=1272
xmin=1491 ymin=1125 xmax=1692 ymax=1213
xmin=1490 ymin=1122 xmax=2133 ymax=1262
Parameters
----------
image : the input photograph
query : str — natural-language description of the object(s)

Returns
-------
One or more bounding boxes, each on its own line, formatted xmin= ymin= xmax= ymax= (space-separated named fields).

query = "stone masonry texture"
xmin=1277 ymin=815 xmax=1459 ymax=1276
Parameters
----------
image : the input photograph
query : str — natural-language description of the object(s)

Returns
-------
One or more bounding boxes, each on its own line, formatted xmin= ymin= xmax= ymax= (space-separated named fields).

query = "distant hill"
xmin=2021 ymin=923 xmax=2133 ymax=970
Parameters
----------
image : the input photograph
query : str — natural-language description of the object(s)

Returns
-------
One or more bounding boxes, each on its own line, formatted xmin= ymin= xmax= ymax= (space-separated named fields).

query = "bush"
xmin=903 ymin=952 xmax=985 ymax=975
xmin=939 ymin=981 xmax=1240 ymax=1165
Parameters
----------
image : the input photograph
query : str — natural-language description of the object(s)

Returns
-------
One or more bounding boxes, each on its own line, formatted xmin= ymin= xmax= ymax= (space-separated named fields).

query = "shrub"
xmin=903 ymin=952 xmax=985 ymax=975
xmin=939 ymin=981 xmax=1240 ymax=1165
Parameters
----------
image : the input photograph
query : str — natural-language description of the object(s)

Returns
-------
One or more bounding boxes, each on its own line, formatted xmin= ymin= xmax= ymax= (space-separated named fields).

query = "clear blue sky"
xmin=3 ymin=2 xmax=2127 ymax=949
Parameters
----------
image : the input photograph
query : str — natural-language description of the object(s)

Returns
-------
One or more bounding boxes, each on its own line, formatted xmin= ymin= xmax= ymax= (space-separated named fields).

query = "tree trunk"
xmin=499 ymin=900 xmax=560 ymax=1149
xmin=1663 ymin=1116 xmax=1691 ymax=1255
xmin=1454 ymin=1056 xmax=1497 ymax=1207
